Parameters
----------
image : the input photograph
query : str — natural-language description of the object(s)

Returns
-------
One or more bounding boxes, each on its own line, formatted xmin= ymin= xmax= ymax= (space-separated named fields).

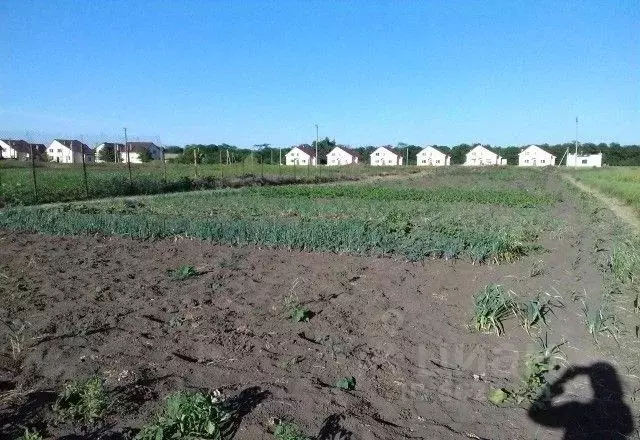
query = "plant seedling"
xmin=19 ymin=428 xmax=43 ymax=440
xmin=472 ymin=285 xmax=516 ymax=335
xmin=582 ymin=301 xmax=620 ymax=343
xmin=273 ymin=420 xmax=309 ymax=440
xmin=135 ymin=390 xmax=233 ymax=440
xmin=170 ymin=265 xmax=199 ymax=281
xmin=335 ymin=376 xmax=356 ymax=391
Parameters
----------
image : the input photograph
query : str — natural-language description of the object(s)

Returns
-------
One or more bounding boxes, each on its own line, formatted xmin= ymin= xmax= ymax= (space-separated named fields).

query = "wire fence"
xmin=0 ymin=130 xmax=431 ymax=207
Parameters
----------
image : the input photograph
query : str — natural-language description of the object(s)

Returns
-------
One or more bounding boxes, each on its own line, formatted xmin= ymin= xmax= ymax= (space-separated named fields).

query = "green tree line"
xmin=165 ymin=141 xmax=640 ymax=166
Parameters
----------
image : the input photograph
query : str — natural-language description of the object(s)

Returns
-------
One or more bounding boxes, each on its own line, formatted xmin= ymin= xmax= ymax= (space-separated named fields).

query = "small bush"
xmin=53 ymin=375 xmax=111 ymax=425
xmin=135 ymin=390 xmax=233 ymax=440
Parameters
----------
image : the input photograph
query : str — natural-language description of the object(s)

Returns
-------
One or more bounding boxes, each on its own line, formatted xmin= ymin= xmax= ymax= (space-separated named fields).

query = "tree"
xmin=138 ymin=148 xmax=153 ymax=163
xmin=97 ymin=144 xmax=116 ymax=163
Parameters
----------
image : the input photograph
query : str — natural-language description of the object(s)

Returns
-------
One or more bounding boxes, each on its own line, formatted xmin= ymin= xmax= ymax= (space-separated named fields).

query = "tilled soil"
xmin=0 ymin=186 xmax=638 ymax=439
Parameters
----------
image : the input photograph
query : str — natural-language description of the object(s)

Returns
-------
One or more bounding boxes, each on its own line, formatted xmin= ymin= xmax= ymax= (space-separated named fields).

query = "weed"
xmin=168 ymin=315 xmax=186 ymax=328
xmin=19 ymin=428 xmax=43 ymax=440
xmin=472 ymin=285 xmax=516 ymax=335
xmin=489 ymin=335 xmax=565 ymax=406
xmin=335 ymin=376 xmax=356 ymax=391
xmin=53 ymin=375 xmax=111 ymax=425
xmin=516 ymin=293 xmax=562 ymax=335
xmin=135 ymin=390 xmax=233 ymax=440
xmin=273 ymin=420 xmax=309 ymax=440
xmin=5 ymin=319 xmax=28 ymax=360
xmin=283 ymin=280 xmax=312 ymax=323
xmin=582 ymin=300 xmax=621 ymax=343
xmin=170 ymin=265 xmax=199 ymax=281
xmin=529 ymin=260 xmax=545 ymax=277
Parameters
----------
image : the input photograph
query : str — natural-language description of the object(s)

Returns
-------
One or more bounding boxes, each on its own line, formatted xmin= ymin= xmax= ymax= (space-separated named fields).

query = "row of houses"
xmin=285 ymin=144 xmax=603 ymax=167
xmin=0 ymin=139 xmax=163 ymax=164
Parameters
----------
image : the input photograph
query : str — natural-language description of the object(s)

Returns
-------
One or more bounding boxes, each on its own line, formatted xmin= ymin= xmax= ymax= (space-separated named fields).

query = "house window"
xmin=525 ymin=160 xmax=529 ymax=163
xmin=436 ymin=160 xmax=440 ymax=164
xmin=57 ymin=149 xmax=62 ymax=153
xmin=49 ymin=149 xmax=53 ymax=153
xmin=540 ymin=160 xmax=545 ymax=164
xmin=581 ymin=159 xmax=587 ymax=164
xmin=375 ymin=152 xmax=380 ymax=156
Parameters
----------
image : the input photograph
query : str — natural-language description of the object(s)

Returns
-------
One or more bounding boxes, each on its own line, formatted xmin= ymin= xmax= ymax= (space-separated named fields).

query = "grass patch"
xmin=135 ymin=390 xmax=233 ymax=440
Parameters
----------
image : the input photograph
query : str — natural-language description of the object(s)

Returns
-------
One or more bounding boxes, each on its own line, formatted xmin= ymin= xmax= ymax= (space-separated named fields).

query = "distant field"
xmin=569 ymin=167 xmax=640 ymax=214
xmin=0 ymin=167 xmax=559 ymax=262
xmin=0 ymin=161 xmax=426 ymax=206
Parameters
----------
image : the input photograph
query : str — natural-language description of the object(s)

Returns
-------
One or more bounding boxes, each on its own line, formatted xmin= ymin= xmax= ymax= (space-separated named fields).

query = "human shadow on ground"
xmin=528 ymin=362 xmax=634 ymax=439
xmin=317 ymin=413 xmax=352 ymax=439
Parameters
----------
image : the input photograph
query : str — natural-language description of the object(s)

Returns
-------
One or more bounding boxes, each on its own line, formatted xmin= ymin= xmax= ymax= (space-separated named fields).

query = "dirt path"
xmin=562 ymin=173 xmax=640 ymax=233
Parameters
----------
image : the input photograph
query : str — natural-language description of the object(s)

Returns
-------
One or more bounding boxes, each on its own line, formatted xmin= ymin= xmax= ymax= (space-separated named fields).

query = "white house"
xmin=48 ymin=140 xmax=94 ymax=163
xmin=567 ymin=153 xmax=603 ymax=167
xmin=326 ymin=146 xmax=359 ymax=166
xmin=0 ymin=139 xmax=45 ymax=160
xmin=370 ymin=146 xmax=403 ymax=166
xmin=285 ymin=146 xmax=317 ymax=166
xmin=416 ymin=146 xmax=450 ymax=166
xmin=95 ymin=142 xmax=125 ymax=163
xmin=464 ymin=145 xmax=507 ymax=166
xmin=518 ymin=145 xmax=556 ymax=167
xmin=122 ymin=142 xmax=163 ymax=163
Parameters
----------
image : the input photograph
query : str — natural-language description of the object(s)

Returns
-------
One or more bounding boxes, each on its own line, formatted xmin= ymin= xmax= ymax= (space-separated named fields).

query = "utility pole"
xmin=574 ymin=116 xmax=579 ymax=168
xmin=124 ymin=127 xmax=132 ymax=189
xmin=315 ymin=123 xmax=319 ymax=167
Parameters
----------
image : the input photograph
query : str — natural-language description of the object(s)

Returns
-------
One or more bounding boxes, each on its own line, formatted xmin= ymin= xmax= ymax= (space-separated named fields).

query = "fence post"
xmin=163 ymin=150 xmax=167 ymax=182
xmin=30 ymin=144 xmax=38 ymax=203
xmin=81 ymin=150 xmax=89 ymax=199
xmin=193 ymin=148 xmax=199 ymax=178
xmin=294 ymin=162 xmax=297 ymax=180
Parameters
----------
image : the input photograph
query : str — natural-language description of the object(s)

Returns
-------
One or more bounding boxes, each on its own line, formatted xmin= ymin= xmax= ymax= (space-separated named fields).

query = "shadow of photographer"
xmin=528 ymin=362 xmax=634 ymax=439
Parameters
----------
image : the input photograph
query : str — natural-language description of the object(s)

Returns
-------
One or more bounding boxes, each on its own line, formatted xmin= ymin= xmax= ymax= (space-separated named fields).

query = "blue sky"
xmin=1 ymin=1 xmax=638 ymax=147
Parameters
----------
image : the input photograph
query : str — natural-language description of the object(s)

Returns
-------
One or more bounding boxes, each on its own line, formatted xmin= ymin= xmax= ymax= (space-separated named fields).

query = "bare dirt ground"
xmin=0 ymin=178 xmax=638 ymax=439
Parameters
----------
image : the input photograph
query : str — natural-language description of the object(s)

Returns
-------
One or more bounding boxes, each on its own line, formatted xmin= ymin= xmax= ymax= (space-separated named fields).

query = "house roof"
xmin=420 ymin=145 xmax=450 ymax=156
xmin=331 ymin=146 xmax=360 ymax=158
xmin=30 ymin=144 xmax=46 ymax=155
xmin=376 ymin=145 xmax=401 ymax=157
xmin=98 ymin=142 xmax=125 ymax=149
xmin=1 ymin=139 xmax=32 ymax=154
xmin=126 ymin=142 xmax=159 ymax=153
xmin=54 ymin=139 xmax=93 ymax=154
xmin=468 ymin=144 xmax=503 ymax=157
xmin=289 ymin=145 xmax=317 ymax=158
xmin=518 ymin=144 xmax=556 ymax=158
